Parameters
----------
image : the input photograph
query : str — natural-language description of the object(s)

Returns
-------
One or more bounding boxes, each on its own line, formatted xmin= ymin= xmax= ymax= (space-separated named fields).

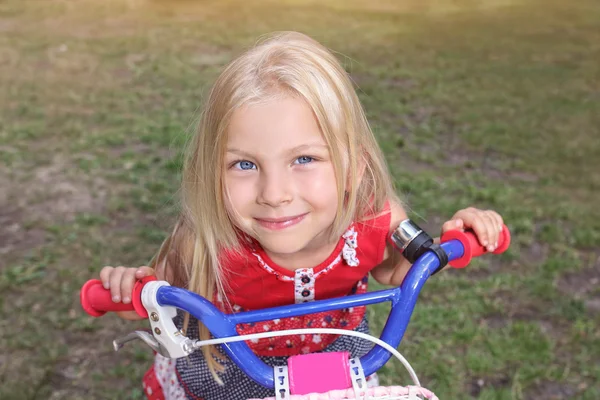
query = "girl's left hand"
xmin=441 ymin=207 xmax=504 ymax=252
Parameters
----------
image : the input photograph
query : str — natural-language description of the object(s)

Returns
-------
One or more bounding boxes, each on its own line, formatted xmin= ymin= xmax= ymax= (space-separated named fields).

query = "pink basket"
xmin=250 ymin=385 xmax=439 ymax=400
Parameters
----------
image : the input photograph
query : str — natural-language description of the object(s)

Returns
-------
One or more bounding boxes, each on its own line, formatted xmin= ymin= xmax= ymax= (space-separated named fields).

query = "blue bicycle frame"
xmin=151 ymin=239 xmax=467 ymax=389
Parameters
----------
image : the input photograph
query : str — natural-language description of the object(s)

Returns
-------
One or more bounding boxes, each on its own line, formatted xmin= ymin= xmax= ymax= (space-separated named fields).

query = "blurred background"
xmin=0 ymin=0 xmax=598 ymax=399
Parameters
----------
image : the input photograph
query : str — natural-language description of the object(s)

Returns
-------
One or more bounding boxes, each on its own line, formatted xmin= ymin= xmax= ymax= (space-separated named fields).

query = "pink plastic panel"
xmin=287 ymin=351 xmax=351 ymax=395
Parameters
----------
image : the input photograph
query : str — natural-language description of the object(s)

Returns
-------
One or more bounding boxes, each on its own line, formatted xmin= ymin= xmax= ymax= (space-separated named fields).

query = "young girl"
xmin=99 ymin=31 xmax=504 ymax=400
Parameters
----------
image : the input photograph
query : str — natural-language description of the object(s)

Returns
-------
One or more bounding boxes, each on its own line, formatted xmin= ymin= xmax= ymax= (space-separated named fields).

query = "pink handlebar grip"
xmin=440 ymin=224 xmax=511 ymax=268
xmin=80 ymin=276 xmax=156 ymax=318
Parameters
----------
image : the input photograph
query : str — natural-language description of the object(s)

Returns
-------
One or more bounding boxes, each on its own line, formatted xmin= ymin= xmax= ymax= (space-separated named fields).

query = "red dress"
xmin=142 ymin=204 xmax=391 ymax=399
xmin=217 ymin=204 xmax=391 ymax=356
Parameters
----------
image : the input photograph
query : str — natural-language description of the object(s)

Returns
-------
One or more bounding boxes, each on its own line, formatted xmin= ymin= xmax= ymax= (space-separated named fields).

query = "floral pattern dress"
xmin=143 ymin=204 xmax=392 ymax=399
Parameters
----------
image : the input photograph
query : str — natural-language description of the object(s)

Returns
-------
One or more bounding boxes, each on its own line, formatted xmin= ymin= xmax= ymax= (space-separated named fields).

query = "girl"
xmin=99 ymin=32 xmax=504 ymax=400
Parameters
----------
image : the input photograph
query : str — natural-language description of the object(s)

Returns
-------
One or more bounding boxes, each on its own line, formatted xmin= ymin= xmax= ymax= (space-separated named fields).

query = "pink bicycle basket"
xmin=250 ymin=385 xmax=439 ymax=400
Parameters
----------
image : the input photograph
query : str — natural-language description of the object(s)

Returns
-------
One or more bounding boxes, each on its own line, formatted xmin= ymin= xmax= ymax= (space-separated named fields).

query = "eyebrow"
xmin=286 ymin=143 xmax=329 ymax=154
xmin=226 ymin=143 xmax=329 ymax=157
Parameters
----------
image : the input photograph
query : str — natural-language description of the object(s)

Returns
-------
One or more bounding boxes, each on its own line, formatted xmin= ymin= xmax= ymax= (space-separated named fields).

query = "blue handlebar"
xmin=153 ymin=239 xmax=467 ymax=389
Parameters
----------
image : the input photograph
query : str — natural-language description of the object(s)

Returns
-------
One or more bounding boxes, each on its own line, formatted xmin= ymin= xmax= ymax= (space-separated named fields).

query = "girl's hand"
xmin=99 ymin=265 xmax=155 ymax=320
xmin=441 ymin=207 xmax=504 ymax=253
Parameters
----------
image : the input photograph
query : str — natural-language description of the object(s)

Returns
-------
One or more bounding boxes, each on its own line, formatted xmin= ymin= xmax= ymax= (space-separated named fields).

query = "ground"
xmin=0 ymin=0 xmax=598 ymax=399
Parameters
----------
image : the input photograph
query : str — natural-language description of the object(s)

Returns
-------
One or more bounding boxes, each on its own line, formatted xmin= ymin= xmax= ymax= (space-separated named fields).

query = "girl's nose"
xmin=257 ymin=170 xmax=293 ymax=207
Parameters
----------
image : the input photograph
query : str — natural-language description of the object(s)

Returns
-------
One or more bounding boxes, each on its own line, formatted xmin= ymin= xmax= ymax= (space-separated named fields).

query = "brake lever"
xmin=113 ymin=330 xmax=171 ymax=357
xmin=140 ymin=281 xmax=195 ymax=359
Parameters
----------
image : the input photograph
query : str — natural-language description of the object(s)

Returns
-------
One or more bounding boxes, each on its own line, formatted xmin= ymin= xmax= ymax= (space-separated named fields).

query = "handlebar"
xmin=80 ymin=225 xmax=510 ymax=389
xmin=440 ymin=224 xmax=510 ymax=268
xmin=80 ymin=276 xmax=157 ymax=318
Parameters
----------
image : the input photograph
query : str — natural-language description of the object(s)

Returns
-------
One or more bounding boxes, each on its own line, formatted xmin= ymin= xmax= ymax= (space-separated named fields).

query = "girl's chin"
xmin=260 ymin=240 xmax=306 ymax=255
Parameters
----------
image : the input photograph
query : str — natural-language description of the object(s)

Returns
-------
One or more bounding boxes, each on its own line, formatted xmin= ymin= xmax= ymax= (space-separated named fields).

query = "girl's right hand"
xmin=99 ymin=265 xmax=155 ymax=320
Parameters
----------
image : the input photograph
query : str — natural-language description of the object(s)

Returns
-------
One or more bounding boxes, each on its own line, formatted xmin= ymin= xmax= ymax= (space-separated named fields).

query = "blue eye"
xmin=233 ymin=160 xmax=256 ymax=170
xmin=295 ymin=156 xmax=313 ymax=164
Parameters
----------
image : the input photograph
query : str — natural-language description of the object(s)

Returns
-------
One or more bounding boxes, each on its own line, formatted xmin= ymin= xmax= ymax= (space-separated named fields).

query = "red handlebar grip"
xmin=80 ymin=276 xmax=156 ymax=318
xmin=441 ymin=224 xmax=511 ymax=268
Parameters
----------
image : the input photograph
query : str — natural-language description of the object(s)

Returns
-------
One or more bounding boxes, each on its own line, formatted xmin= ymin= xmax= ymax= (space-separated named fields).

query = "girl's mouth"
xmin=254 ymin=213 xmax=308 ymax=230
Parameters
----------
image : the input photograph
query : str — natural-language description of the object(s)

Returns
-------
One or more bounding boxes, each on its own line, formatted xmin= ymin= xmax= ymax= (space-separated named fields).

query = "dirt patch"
xmin=481 ymin=285 xmax=573 ymax=342
xmin=521 ymin=241 xmax=549 ymax=265
xmin=0 ymin=171 xmax=47 ymax=265
xmin=557 ymin=256 xmax=600 ymax=314
xmin=0 ymin=156 xmax=108 ymax=265
xmin=384 ymin=102 xmax=539 ymax=185
xmin=524 ymin=381 xmax=578 ymax=400
xmin=496 ymin=292 xmax=541 ymax=319
xmin=21 ymin=162 xmax=107 ymax=223
xmin=443 ymin=145 xmax=538 ymax=184
xmin=0 ymin=205 xmax=47 ymax=261
xmin=47 ymin=320 xmax=151 ymax=398
xmin=49 ymin=345 xmax=104 ymax=392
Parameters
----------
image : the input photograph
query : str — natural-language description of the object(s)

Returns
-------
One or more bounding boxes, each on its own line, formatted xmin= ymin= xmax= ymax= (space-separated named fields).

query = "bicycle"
xmin=80 ymin=220 xmax=511 ymax=399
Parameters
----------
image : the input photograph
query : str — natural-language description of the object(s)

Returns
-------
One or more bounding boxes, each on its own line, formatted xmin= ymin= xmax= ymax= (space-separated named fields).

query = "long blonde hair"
xmin=150 ymin=31 xmax=399 ymax=381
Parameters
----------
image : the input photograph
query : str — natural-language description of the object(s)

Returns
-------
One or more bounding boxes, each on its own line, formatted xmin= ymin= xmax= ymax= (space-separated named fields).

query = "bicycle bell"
xmin=389 ymin=219 xmax=435 ymax=264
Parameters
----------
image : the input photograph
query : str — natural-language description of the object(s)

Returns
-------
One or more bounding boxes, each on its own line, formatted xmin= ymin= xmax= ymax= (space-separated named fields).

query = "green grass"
xmin=1 ymin=0 xmax=599 ymax=399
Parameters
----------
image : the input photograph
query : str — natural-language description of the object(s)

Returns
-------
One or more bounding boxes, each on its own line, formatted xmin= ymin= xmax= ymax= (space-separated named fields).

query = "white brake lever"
xmin=141 ymin=281 xmax=195 ymax=359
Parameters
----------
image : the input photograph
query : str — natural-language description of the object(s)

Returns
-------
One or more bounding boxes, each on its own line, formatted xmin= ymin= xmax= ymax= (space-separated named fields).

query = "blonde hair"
xmin=150 ymin=31 xmax=399 ymax=381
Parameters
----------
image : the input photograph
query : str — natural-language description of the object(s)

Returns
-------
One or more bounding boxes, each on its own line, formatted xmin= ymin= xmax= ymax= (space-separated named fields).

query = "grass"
xmin=0 ymin=0 xmax=598 ymax=399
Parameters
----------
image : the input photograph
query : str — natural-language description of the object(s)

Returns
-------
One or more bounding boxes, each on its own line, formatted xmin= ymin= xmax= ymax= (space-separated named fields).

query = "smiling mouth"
xmin=254 ymin=213 xmax=308 ymax=230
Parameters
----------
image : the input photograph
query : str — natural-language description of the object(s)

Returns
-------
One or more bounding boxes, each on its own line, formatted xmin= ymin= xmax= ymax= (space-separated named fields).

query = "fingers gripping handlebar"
xmin=80 ymin=276 xmax=157 ymax=318
xmin=441 ymin=225 xmax=511 ymax=268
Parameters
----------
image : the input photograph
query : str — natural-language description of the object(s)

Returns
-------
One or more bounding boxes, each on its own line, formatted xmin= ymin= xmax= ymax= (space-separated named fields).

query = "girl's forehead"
xmin=226 ymin=97 xmax=328 ymax=151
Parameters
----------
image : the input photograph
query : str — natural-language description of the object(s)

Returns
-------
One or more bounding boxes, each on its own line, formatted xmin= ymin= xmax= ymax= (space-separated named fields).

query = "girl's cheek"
xmin=224 ymin=177 xmax=251 ymax=207
xmin=299 ymin=165 xmax=336 ymax=190
xmin=226 ymin=172 xmax=255 ymax=190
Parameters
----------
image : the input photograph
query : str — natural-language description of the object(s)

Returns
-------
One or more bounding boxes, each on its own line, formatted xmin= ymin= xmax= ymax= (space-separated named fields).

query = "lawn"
xmin=0 ymin=0 xmax=598 ymax=399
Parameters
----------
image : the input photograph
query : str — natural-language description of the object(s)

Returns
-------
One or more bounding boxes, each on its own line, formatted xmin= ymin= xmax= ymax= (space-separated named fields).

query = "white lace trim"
xmin=251 ymin=252 xmax=294 ymax=281
xmin=294 ymin=268 xmax=315 ymax=303
xmin=151 ymin=353 xmax=186 ymax=400
xmin=342 ymin=226 xmax=359 ymax=267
